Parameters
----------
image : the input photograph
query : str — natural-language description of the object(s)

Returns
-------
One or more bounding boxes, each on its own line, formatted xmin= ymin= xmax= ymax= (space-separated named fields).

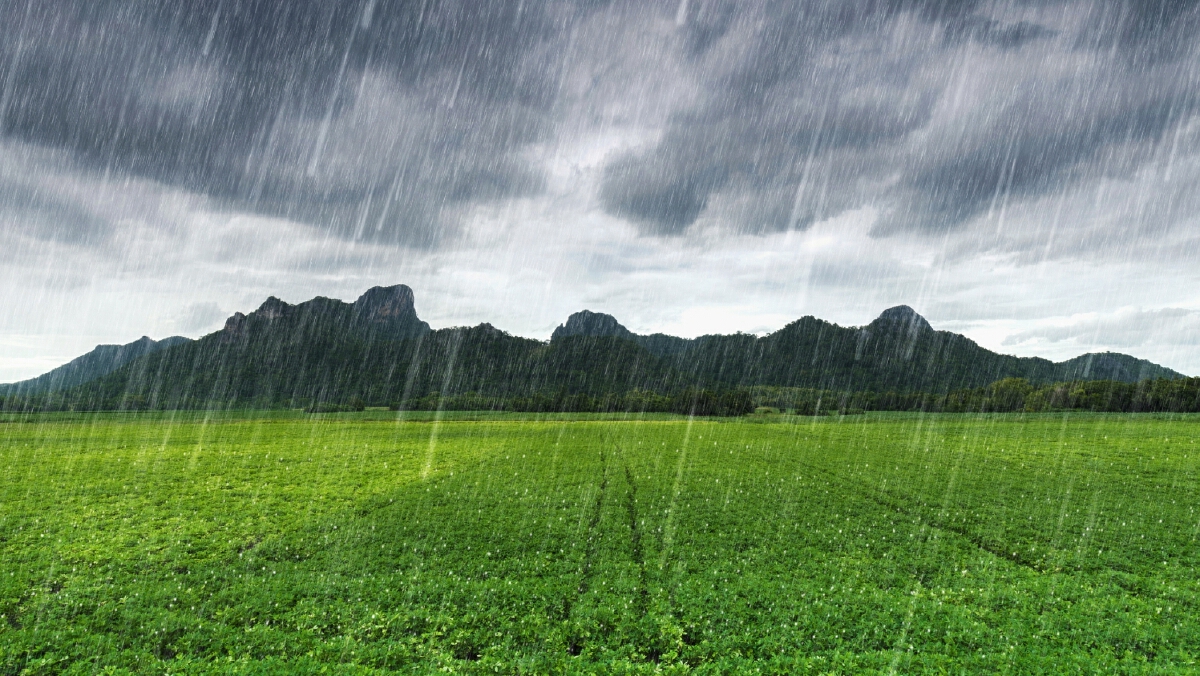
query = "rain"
xmin=1 ymin=0 xmax=1199 ymax=671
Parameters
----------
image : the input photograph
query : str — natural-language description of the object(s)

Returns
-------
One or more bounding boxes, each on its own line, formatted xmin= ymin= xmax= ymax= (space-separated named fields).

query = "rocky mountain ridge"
xmin=549 ymin=307 xmax=1183 ymax=386
xmin=0 ymin=335 xmax=191 ymax=395
xmin=3 ymin=287 xmax=1186 ymax=408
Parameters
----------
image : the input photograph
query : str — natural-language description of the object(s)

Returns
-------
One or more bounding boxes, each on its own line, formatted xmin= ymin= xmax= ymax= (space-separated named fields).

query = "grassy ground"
xmin=1 ymin=411 xmax=1198 ymax=674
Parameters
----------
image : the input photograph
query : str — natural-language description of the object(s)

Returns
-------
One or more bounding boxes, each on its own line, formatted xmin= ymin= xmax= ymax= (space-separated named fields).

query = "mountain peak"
xmin=871 ymin=305 xmax=933 ymax=333
xmin=353 ymin=284 xmax=430 ymax=336
xmin=551 ymin=310 xmax=635 ymax=341
xmin=218 ymin=285 xmax=430 ymax=343
xmin=256 ymin=296 xmax=290 ymax=320
xmin=354 ymin=285 xmax=416 ymax=318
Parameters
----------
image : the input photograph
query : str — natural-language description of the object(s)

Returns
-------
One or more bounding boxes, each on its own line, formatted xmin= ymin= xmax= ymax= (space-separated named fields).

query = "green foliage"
xmin=2 ymin=412 xmax=1199 ymax=671
xmin=305 ymin=398 xmax=365 ymax=413
xmin=389 ymin=387 xmax=754 ymax=417
xmin=940 ymin=377 xmax=1200 ymax=413
xmin=742 ymin=378 xmax=1200 ymax=415
xmin=650 ymin=318 xmax=1181 ymax=394
xmin=6 ymin=374 xmax=1198 ymax=419
xmin=0 ymin=336 xmax=190 ymax=397
xmin=4 ymin=295 xmax=1183 ymax=414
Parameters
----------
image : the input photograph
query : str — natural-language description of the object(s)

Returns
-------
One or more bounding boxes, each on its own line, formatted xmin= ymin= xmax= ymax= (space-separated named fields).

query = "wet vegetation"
xmin=4 ymin=0 xmax=1199 ymax=671
xmin=0 ymin=288 xmax=1190 ymax=420
xmin=2 ymin=411 xmax=1198 ymax=672
xmin=751 ymin=376 xmax=1200 ymax=416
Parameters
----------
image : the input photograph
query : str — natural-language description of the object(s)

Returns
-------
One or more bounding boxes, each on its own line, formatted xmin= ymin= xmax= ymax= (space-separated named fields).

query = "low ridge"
xmin=0 ymin=335 xmax=191 ymax=394
xmin=545 ymin=304 xmax=1184 ymax=390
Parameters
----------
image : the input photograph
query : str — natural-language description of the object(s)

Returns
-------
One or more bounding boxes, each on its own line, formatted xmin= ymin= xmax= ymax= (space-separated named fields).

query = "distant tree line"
xmin=934 ymin=377 xmax=1200 ymax=413
xmin=392 ymin=388 xmax=754 ymax=416
xmin=749 ymin=377 xmax=1200 ymax=414
xmin=3 ymin=378 xmax=1197 ymax=416
xmin=0 ymin=387 xmax=756 ymax=417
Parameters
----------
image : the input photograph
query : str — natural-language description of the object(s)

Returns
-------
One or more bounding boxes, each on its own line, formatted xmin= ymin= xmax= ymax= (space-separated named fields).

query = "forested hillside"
xmin=0 ymin=286 xmax=1186 ymax=412
xmin=0 ymin=335 xmax=190 ymax=395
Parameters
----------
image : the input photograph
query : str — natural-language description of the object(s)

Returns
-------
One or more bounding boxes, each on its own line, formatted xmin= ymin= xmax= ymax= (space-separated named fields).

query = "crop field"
xmin=2 ymin=411 xmax=1199 ymax=674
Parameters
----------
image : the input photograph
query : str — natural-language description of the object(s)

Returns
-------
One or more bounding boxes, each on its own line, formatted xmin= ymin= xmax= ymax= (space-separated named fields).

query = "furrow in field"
xmin=807 ymin=460 xmax=1044 ymax=573
xmin=564 ymin=446 xmax=609 ymax=636
xmin=616 ymin=445 xmax=650 ymax=615
xmin=792 ymin=450 xmax=1200 ymax=614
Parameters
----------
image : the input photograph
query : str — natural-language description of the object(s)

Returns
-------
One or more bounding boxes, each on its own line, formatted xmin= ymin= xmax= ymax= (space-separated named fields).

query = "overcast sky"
xmin=2 ymin=0 xmax=1199 ymax=381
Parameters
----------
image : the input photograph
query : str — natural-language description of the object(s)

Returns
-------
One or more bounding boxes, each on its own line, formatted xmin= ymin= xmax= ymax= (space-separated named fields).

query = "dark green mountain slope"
xmin=78 ymin=286 xmax=675 ymax=408
xmin=655 ymin=308 xmax=1061 ymax=393
xmin=1056 ymin=351 xmax=1180 ymax=382
xmin=551 ymin=305 xmax=1184 ymax=393
xmin=44 ymin=288 xmax=1186 ymax=409
xmin=0 ymin=335 xmax=191 ymax=395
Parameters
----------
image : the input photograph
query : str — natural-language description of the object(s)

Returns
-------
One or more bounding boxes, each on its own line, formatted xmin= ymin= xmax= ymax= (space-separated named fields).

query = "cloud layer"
xmin=2 ymin=0 xmax=1199 ymax=378
xmin=6 ymin=1 xmax=1199 ymax=239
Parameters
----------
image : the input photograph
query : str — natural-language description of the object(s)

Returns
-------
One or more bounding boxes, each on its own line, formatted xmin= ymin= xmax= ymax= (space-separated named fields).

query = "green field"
xmin=2 ymin=411 xmax=1199 ymax=674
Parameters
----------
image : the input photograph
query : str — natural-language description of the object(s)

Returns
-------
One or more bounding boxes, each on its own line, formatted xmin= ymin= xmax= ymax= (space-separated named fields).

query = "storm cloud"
xmin=599 ymin=0 xmax=1200 ymax=235
xmin=0 ymin=0 xmax=594 ymax=245
xmin=2 ymin=0 xmax=1200 ymax=379
xmin=2 ymin=0 xmax=1199 ymax=241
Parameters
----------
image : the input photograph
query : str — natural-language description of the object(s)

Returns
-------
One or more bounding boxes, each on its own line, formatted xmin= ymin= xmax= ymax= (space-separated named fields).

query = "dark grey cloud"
xmin=2 ymin=0 xmax=1199 ymax=245
xmin=0 ymin=179 xmax=111 ymax=245
xmin=1077 ymin=0 xmax=1200 ymax=62
xmin=0 ymin=0 xmax=605 ymax=245
xmin=888 ymin=77 xmax=1191 ymax=231
xmin=942 ymin=16 xmax=1057 ymax=48
xmin=596 ymin=0 xmax=1200 ymax=235
xmin=602 ymin=0 xmax=948 ymax=234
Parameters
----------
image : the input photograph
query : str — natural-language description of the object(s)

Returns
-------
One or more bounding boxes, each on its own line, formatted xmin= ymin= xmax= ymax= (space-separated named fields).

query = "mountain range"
xmin=0 ymin=284 xmax=1185 ymax=409
xmin=0 ymin=335 xmax=190 ymax=396
xmin=551 ymin=304 xmax=1183 ymax=389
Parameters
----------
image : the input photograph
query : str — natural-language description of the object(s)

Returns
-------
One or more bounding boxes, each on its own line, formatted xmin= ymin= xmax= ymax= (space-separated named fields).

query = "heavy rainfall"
xmin=1 ymin=0 xmax=1199 ymax=672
